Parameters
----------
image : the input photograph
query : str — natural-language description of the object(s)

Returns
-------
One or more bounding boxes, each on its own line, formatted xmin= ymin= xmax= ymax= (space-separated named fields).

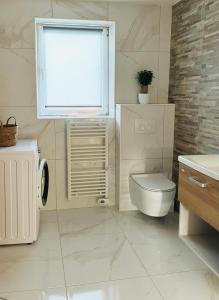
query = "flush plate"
xmin=134 ymin=119 xmax=156 ymax=134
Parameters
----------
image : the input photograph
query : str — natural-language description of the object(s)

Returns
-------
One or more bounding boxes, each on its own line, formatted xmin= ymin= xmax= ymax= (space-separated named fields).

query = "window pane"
xmin=44 ymin=27 xmax=103 ymax=107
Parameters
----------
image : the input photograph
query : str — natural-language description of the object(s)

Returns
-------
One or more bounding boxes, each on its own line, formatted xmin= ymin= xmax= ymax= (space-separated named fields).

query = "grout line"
xmin=149 ymin=275 xmax=165 ymax=300
xmin=156 ymin=4 xmax=162 ymax=105
xmin=65 ymin=275 xmax=150 ymax=290
xmin=112 ymin=211 xmax=166 ymax=299
xmin=54 ymin=120 xmax=58 ymax=210
xmin=111 ymin=209 xmax=199 ymax=299
xmin=162 ymin=106 xmax=165 ymax=172
xmin=56 ymin=210 xmax=69 ymax=300
xmin=111 ymin=209 xmax=150 ymax=276
xmin=51 ymin=0 xmax=54 ymax=18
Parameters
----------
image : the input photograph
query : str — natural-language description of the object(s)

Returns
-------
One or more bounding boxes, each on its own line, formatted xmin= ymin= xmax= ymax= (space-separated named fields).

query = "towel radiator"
xmin=67 ymin=121 xmax=108 ymax=201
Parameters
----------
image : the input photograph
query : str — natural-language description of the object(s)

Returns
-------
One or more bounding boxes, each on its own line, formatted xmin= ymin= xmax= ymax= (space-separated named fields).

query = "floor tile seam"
xmin=149 ymin=275 xmax=165 ymax=300
xmin=56 ymin=209 xmax=69 ymax=297
xmin=150 ymin=268 xmax=209 ymax=278
xmin=125 ymin=234 xmax=151 ymax=277
xmin=64 ymin=275 xmax=151 ymax=289
xmin=111 ymin=211 xmax=151 ymax=279
xmin=59 ymin=230 xmax=126 ymax=241
xmin=148 ymin=268 xmax=212 ymax=300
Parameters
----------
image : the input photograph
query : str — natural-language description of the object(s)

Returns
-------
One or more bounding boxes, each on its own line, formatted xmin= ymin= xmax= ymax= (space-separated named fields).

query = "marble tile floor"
xmin=0 ymin=207 xmax=219 ymax=300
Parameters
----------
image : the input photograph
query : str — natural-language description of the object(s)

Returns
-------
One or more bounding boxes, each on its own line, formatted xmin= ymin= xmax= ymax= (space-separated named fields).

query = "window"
xmin=35 ymin=18 xmax=115 ymax=118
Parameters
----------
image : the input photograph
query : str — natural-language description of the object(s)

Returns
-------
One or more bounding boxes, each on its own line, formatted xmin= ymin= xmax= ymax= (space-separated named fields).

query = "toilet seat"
xmin=131 ymin=173 xmax=176 ymax=192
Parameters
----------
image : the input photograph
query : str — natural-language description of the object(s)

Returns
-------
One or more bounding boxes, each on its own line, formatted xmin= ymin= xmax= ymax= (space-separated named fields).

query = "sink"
xmin=178 ymin=155 xmax=219 ymax=180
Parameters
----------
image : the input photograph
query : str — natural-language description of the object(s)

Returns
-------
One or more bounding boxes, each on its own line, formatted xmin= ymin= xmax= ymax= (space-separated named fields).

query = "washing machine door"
xmin=38 ymin=159 xmax=49 ymax=208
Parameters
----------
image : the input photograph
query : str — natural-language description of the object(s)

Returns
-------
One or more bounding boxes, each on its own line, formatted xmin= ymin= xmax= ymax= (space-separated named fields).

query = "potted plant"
xmin=136 ymin=70 xmax=153 ymax=104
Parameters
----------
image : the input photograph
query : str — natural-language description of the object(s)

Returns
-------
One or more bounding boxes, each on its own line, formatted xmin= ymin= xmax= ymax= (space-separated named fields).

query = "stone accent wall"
xmin=169 ymin=0 xmax=219 ymax=181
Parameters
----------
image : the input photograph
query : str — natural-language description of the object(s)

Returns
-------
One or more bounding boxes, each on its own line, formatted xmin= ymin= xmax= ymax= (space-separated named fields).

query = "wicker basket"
xmin=0 ymin=116 xmax=18 ymax=147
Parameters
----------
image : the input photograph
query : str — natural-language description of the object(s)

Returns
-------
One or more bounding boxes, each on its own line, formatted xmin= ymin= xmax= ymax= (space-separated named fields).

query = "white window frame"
xmin=35 ymin=18 xmax=115 ymax=119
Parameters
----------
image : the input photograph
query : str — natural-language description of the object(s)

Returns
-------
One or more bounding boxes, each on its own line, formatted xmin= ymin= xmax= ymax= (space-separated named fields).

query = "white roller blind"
xmin=43 ymin=27 xmax=105 ymax=107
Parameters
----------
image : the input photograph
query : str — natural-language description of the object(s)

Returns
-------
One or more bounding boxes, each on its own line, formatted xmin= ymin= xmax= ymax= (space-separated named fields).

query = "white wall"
xmin=0 ymin=0 xmax=172 ymax=210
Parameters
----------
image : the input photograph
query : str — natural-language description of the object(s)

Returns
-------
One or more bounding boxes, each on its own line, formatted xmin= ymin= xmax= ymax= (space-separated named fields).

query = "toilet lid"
xmin=131 ymin=173 xmax=176 ymax=192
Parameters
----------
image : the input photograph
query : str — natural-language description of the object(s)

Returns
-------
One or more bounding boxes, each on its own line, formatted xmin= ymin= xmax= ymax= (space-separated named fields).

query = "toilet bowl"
xmin=129 ymin=173 xmax=176 ymax=217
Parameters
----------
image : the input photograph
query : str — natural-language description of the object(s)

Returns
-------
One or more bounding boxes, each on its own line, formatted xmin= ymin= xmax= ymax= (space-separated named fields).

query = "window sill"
xmin=37 ymin=114 xmax=114 ymax=120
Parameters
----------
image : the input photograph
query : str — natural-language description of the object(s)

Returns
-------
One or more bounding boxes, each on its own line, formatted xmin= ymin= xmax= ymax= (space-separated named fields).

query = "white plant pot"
xmin=138 ymin=93 xmax=150 ymax=104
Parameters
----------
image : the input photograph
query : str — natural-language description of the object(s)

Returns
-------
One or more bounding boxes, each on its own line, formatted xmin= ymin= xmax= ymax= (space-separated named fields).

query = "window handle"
xmin=188 ymin=176 xmax=208 ymax=188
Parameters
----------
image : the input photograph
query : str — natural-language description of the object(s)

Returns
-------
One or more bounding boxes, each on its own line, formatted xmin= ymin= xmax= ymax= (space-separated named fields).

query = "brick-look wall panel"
xmin=169 ymin=0 xmax=219 ymax=182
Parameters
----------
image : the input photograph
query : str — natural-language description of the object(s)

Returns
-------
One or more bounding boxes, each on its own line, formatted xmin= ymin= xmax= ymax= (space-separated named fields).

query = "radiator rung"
xmin=71 ymin=149 xmax=105 ymax=153
xmin=70 ymin=135 xmax=106 ymax=139
xmin=71 ymin=146 xmax=105 ymax=150
xmin=71 ymin=132 xmax=105 ymax=135
xmin=72 ymin=159 xmax=106 ymax=163
xmin=72 ymin=184 xmax=106 ymax=189
xmin=71 ymin=127 xmax=105 ymax=130
xmin=72 ymin=186 xmax=106 ymax=192
xmin=71 ymin=180 xmax=106 ymax=187
xmin=70 ymin=124 xmax=105 ymax=128
xmin=71 ymin=173 xmax=106 ymax=180
xmin=72 ymin=192 xmax=106 ymax=197
xmin=72 ymin=181 xmax=106 ymax=185
xmin=71 ymin=154 xmax=105 ymax=157
xmin=71 ymin=170 xmax=106 ymax=174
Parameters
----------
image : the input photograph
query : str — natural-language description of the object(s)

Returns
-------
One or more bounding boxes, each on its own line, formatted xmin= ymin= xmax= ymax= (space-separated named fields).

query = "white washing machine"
xmin=0 ymin=139 xmax=49 ymax=245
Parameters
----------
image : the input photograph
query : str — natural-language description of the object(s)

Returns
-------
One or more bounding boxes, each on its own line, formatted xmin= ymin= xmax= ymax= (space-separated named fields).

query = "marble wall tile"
xmin=0 ymin=107 xmax=56 ymax=160
xmin=116 ymin=51 xmax=159 ymax=104
xmin=108 ymin=118 xmax=116 ymax=206
xmin=0 ymin=0 xmax=52 ymax=49
xmin=158 ymin=51 xmax=171 ymax=104
xmin=56 ymin=159 xmax=71 ymax=209
xmin=109 ymin=3 xmax=160 ymax=52
xmin=160 ymin=5 xmax=172 ymax=52
xmin=0 ymin=49 xmax=36 ymax=107
xmin=38 ymin=121 xmax=56 ymax=160
xmin=120 ymin=105 xmax=164 ymax=160
xmin=163 ymin=158 xmax=173 ymax=180
xmin=119 ymin=158 xmax=163 ymax=211
xmin=55 ymin=120 xmax=66 ymax=160
xmin=163 ymin=104 xmax=175 ymax=158
xmin=52 ymin=0 xmax=108 ymax=20
xmin=0 ymin=1 xmax=172 ymax=210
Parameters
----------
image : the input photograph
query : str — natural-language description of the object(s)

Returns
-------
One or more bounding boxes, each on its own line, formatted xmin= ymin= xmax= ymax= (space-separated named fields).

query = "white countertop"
xmin=0 ymin=139 xmax=38 ymax=153
xmin=178 ymin=155 xmax=219 ymax=181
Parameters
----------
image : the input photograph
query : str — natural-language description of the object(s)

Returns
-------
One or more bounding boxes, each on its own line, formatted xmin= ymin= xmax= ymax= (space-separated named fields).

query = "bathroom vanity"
xmin=178 ymin=155 xmax=219 ymax=277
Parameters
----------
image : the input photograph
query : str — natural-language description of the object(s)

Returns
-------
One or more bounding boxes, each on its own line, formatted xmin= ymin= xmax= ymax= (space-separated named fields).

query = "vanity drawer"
xmin=179 ymin=163 xmax=219 ymax=231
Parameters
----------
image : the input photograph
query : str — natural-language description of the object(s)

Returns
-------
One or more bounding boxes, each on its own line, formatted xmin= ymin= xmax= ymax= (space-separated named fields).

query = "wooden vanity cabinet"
xmin=179 ymin=163 xmax=219 ymax=231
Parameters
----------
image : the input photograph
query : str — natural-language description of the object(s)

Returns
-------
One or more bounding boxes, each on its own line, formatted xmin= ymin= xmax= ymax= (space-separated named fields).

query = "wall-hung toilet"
xmin=129 ymin=173 xmax=176 ymax=217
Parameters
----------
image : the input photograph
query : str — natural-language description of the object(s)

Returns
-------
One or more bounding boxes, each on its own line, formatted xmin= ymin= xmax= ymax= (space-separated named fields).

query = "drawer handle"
xmin=188 ymin=176 xmax=208 ymax=188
